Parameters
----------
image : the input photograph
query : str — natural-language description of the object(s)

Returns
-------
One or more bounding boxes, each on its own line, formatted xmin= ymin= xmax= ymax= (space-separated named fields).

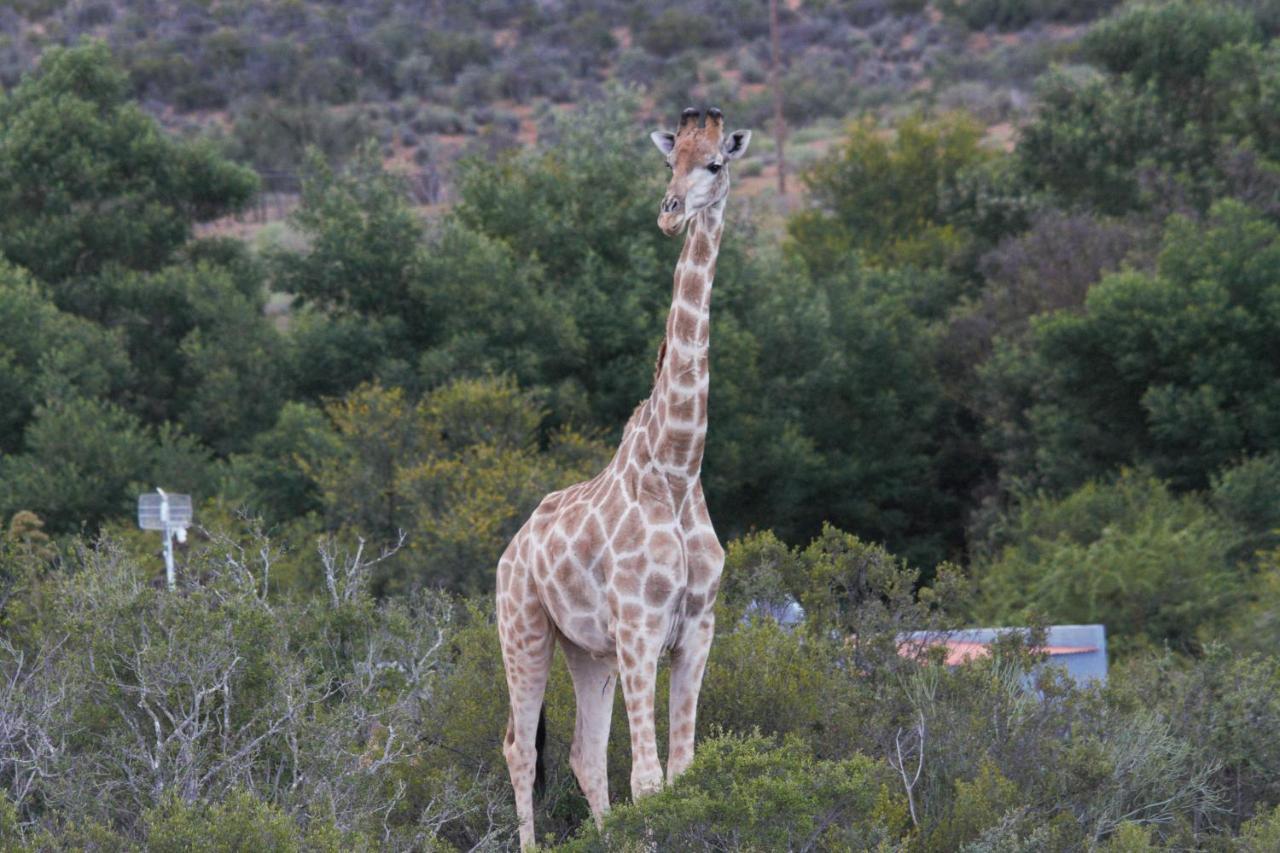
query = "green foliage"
xmin=1083 ymin=0 xmax=1260 ymax=98
xmin=0 ymin=260 xmax=129 ymax=452
xmin=1206 ymin=39 xmax=1280 ymax=161
xmin=1017 ymin=69 xmax=1180 ymax=215
xmin=277 ymin=144 xmax=424 ymax=322
xmin=313 ymin=378 xmax=610 ymax=594
xmin=224 ymin=402 xmax=341 ymax=525
xmin=1238 ymin=803 xmax=1280 ymax=852
xmin=1231 ymin=547 xmax=1280 ymax=653
xmin=940 ymin=0 xmax=1122 ymax=30
xmin=142 ymin=790 xmax=356 ymax=853
xmin=0 ymin=397 xmax=215 ymax=532
xmin=229 ymin=98 xmax=371 ymax=176
xmin=983 ymin=201 xmax=1280 ymax=494
xmin=637 ymin=9 xmax=725 ymax=58
xmin=789 ymin=113 xmax=995 ymax=276
xmin=447 ymin=93 xmax=679 ymax=429
xmin=1212 ymin=453 xmax=1280 ymax=558
xmin=926 ymin=759 xmax=1021 ymax=851
xmin=558 ymin=732 xmax=908 ymax=851
xmin=713 ymin=266 xmax=971 ymax=566
xmin=1109 ymin=644 xmax=1280 ymax=831
xmin=67 ymin=261 xmax=288 ymax=453
xmin=0 ymin=529 xmax=477 ymax=847
xmin=974 ymin=472 xmax=1242 ymax=652
xmin=0 ymin=41 xmax=256 ymax=284
xmin=1020 ymin=1 xmax=1278 ymax=215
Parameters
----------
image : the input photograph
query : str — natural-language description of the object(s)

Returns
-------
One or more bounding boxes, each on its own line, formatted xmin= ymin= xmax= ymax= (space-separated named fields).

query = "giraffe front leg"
xmin=617 ymin=628 xmax=664 ymax=800
xmin=667 ymin=610 xmax=714 ymax=782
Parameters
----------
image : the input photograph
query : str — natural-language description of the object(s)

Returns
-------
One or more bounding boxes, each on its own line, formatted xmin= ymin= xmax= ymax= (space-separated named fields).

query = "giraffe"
xmin=495 ymin=107 xmax=750 ymax=849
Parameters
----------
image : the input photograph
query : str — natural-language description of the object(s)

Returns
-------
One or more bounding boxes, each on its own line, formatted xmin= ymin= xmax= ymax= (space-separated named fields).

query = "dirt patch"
xmin=985 ymin=121 xmax=1017 ymax=152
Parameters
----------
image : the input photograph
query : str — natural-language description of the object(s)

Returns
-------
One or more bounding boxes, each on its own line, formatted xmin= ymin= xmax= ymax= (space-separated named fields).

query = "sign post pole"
xmin=158 ymin=488 xmax=175 ymax=592
xmin=137 ymin=489 xmax=192 ymax=591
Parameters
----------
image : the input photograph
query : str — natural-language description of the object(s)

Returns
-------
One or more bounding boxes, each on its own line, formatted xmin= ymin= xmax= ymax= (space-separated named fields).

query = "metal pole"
xmin=159 ymin=488 xmax=175 ymax=591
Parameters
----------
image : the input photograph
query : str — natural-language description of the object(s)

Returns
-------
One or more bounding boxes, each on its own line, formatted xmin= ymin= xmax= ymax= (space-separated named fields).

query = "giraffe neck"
xmin=649 ymin=198 xmax=725 ymax=481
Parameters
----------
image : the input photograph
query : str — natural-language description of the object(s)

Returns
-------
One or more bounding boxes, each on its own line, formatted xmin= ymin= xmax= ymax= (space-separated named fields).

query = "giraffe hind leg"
xmin=499 ymin=597 xmax=555 ymax=851
xmin=667 ymin=611 xmax=715 ymax=783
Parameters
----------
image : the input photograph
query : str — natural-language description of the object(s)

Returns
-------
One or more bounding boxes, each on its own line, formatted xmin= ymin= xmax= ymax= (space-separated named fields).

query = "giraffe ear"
xmin=721 ymin=129 xmax=751 ymax=160
xmin=650 ymin=131 xmax=676 ymax=156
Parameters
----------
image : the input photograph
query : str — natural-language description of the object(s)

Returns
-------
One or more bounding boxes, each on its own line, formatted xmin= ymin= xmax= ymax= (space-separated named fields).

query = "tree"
xmin=0 ymin=260 xmax=130 ymax=452
xmin=709 ymin=262 xmax=966 ymax=567
xmin=446 ymin=93 xmax=684 ymax=431
xmin=787 ymin=113 xmax=997 ymax=276
xmin=0 ymin=397 xmax=214 ymax=533
xmin=312 ymin=378 xmax=611 ymax=594
xmin=0 ymin=41 xmax=257 ymax=286
xmin=1019 ymin=0 xmax=1272 ymax=215
xmin=982 ymin=200 xmax=1280 ymax=495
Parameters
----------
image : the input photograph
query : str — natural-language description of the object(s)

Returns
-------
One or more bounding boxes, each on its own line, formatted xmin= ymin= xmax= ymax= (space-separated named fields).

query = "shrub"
xmin=1238 ymin=804 xmax=1280 ymax=852
xmin=638 ymin=9 xmax=723 ymax=57
xmin=557 ymin=732 xmax=908 ymax=851
xmin=789 ymin=112 xmax=994 ymax=275
xmin=313 ymin=379 xmax=611 ymax=595
xmin=0 ymin=41 xmax=256 ymax=284
xmin=1083 ymin=0 xmax=1260 ymax=98
xmin=0 ymin=530 xmax=476 ymax=847
xmin=1211 ymin=453 xmax=1280 ymax=559
xmin=974 ymin=471 xmax=1243 ymax=652
xmin=142 ymin=790 xmax=357 ymax=853
xmin=1109 ymin=645 xmax=1280 ymax=831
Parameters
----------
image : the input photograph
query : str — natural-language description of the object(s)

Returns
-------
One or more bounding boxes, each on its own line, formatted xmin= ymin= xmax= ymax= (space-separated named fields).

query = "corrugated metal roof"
xmin=900 ymin=639 xmax=1099 ymax=667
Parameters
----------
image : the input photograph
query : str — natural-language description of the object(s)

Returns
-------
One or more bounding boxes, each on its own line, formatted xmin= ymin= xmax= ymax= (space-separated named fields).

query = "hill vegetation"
xmin=3 ymin=0 xmax=1280 ymax=848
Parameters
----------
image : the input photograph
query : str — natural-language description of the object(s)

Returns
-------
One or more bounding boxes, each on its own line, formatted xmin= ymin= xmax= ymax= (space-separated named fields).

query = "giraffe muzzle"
xmin=658 ymin=196 xmax=685 ymax=236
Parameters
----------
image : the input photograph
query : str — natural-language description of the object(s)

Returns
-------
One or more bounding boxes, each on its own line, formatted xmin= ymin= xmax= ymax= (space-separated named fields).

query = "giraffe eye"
xmin=707 ymin=162 xmax=722 ymax=174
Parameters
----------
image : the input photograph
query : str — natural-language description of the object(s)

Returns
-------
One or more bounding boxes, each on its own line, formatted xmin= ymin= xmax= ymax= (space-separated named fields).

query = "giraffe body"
xmin=497 ymin=108 xmax=750 ymax=849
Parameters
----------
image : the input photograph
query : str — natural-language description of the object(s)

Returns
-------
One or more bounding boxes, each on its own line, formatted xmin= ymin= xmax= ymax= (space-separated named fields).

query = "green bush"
xmin=557 ymin=732 xmax=908 ymax=851
xmin=313 ymin=378 xmax=610 ymax=595
xmin=974 ymin=471 xmax=1242 ymax=652
xmin=1109 ymin=645 xmax=1280 ymax=831
xmin=789 ymin=112 xmax=995 ymax=275
xmin=1238 ymin=803 xmax=1280 ymax=852
xmin=1083 ymin=0 xmax=1260 ymax=97
xmin=1212 ymin=453 xmax=1280 ymax=559
xmin=142 ymin=790 xmax=357 ymax=853
xmin=940 ymin=0 xmax=1122 ymax=30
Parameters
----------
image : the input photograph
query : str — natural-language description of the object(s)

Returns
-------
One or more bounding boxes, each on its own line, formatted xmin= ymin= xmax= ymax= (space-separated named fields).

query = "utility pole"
xmin=769 ymin=0 xmax=787 ymax=206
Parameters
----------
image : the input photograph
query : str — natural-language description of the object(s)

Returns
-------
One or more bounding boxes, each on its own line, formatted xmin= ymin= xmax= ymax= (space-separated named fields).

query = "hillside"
xmin=2 ymin=0 xmax=1103 ymax=221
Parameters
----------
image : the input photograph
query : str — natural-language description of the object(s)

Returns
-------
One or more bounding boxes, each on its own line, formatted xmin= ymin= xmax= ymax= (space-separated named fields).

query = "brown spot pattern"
xmin=644 ymin=573 xmax=673 ymax=606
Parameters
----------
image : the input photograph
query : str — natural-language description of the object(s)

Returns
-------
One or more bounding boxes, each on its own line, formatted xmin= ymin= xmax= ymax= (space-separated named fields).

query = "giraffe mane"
xmin=652 ymin=337 xmax=668 ymax=385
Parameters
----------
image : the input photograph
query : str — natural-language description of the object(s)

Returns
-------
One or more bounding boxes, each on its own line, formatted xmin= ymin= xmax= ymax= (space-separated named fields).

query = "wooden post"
xmin=769 ymin=0 xmax=787 ymax=206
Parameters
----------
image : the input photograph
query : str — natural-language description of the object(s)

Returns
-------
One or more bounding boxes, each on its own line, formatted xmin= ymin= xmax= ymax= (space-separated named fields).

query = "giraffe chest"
xmin=526 ymin=473 xmax=722 ymax=658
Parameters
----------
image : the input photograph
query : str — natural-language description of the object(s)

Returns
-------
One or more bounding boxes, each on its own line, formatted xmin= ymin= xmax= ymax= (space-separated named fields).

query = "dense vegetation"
xmin=4 ymin=0 xmax=1280 ymax=848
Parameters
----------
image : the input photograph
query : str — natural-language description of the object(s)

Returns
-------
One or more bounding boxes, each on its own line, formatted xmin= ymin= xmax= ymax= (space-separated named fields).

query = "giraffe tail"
xmin=533 ymin=702 xmax=547 ymax=798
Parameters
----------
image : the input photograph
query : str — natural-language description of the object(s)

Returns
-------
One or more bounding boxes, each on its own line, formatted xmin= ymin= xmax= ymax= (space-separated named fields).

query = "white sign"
xmin=138 ymin=492 xmax=193 ymax=530
xmin=137 ymin=489 xmax=193 ymax=591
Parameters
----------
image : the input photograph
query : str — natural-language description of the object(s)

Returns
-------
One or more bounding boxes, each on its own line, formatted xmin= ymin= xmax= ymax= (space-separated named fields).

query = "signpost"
xmin=138 ymin=489 xmax=193 ymax=591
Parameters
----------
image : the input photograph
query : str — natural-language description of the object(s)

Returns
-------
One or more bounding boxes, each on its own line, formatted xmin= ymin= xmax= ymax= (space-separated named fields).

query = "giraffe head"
xmin=650 ymin=107 xmax=751 ymax=236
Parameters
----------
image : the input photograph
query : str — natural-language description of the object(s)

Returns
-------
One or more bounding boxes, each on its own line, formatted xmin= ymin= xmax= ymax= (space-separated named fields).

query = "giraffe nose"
xmin=661 ymin=195 xmax=682 ymax=213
